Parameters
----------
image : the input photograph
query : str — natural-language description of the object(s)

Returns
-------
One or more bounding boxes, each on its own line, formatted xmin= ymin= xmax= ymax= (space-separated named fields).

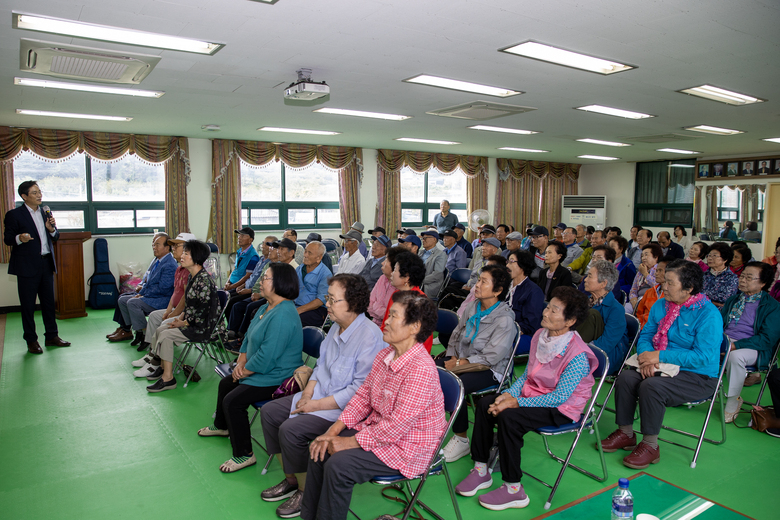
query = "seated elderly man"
xmin=568 ymin=229 xmax=606 ymax=283
xmin=359 ymin=234 xmax=390 ymax=291
xmin=438 ymin=237 xmax=501 ymax=311
xmin=296 ymin=241 xmax=332 ymax=327
xmin=258 ymin=274 xmax=385 ymax=518
xmin=337 ymin=230 xmax=367 ymax=275
xmin=419 ymin=230 xmax=447 ymax=298
xmin=579 ymin=259 xmax=628 ymax=374
xmin=284 ymin=228 xmax=305 ymax=266
xmin=720 ymin=261 xmax=780 ymax=422
xmin=108 ymin=232 xmax=177 ymax=346
xmin=561 ymin=227 xmax=584 ymax=267
xmin=225 ymin=227 xmax=260 ymax=295
xmin=442 ymin=230 xmax=468 ymax=273
xmin=348 ymin=222 xmax=369 ymax=257
xmin=453 ymin=223 xmax=473 ymax=258
xmin=304 ymin=233 xmax=333 ymax=273
xmin=469 ymin=225 xmax=497 ymax=268
xmin=601 ymin=260 xmax=722 ymax=469
xmin=224 ymin=234 xmax=275 ymax=321
xmin=500 ymin=231 xmax=524 ymax=259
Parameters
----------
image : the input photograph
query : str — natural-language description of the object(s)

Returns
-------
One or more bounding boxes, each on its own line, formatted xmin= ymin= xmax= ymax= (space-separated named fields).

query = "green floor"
xmin=0 ymin=310 xmax=773 ymax=519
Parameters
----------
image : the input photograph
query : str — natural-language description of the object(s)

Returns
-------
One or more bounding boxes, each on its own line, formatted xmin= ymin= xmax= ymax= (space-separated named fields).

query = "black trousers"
xmin=213 ymin=375 xmax=278 ymax=457
xmin=224 ymin=291 xmax=251 ymax=323
xmin=767 ymin=368 xmax=780 ymax=409
xmin=471 ymin=395 xmax=569 ymax=483
xmin=435 ymin=358 xmax=497 ymax=434
xmin=300 ymin=306 xmax=328 ymax=328
xmin=17 ymin=254 xmax=58 ymax=342
xmin=229 ymin=298 xmax=267 ymax=335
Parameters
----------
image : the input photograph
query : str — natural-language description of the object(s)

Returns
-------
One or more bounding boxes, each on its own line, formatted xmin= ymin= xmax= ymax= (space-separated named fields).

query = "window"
xmin=758 ymin=190 xmax=765 ymax=222
xmin=13 ymin=152 xmax=165 ymax=234
xmin=633 ymin=159 xmax=695 ymax=227
xmin=400 ymin=166 xmax=468 ymax=227
xmin=717 ymin=187 xmax=740 ymax=221
xmin=240 ymin=161 xmax=340 ymax=230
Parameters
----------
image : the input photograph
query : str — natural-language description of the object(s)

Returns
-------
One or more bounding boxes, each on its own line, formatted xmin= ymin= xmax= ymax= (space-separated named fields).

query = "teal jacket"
xmin=720 ymin=292 xmax=780 ymax=370
xmin=240 ymin=299 xmax=303 ymax=387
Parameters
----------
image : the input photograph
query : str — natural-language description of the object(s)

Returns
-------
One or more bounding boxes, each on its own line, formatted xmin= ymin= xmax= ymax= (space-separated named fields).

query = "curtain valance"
xmin=376 ymin=149 xmax=488 ymax=179
xmin=496 ymin=158 xmax=580 ymax=181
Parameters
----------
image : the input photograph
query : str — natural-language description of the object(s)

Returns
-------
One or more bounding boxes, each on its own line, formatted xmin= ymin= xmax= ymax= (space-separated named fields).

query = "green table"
xmin=536 ymin=473 xmax=752 ymax=520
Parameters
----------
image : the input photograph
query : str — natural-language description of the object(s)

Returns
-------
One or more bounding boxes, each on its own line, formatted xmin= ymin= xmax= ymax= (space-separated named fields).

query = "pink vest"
xmin=521 ymin=330 xmax=598 ymax=421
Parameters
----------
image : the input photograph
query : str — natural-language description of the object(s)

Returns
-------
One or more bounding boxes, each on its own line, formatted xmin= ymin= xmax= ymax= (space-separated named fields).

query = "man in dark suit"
xmin=656 ymin=231 xmax=685 ymax=259
xmin=3 ymin=180 xmax=70 ymax=354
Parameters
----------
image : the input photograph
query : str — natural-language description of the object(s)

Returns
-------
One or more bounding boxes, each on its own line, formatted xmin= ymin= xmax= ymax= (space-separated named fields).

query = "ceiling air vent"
xmin=20 ymin=39 xmax=161 ymax=84
xmin=620 ymin=133 xmax=700 ymax=144
xmin=427 ymin=100 xmax=536 ymax=120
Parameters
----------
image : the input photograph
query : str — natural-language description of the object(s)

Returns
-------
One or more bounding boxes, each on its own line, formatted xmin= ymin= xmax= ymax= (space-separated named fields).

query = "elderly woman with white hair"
xmin=581 ymin=259 xmax=628 ymax=374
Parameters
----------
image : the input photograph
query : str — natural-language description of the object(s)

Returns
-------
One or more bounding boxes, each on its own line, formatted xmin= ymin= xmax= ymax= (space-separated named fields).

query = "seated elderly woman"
xmin=300 ymin=291 xmax=445 ymax=520
xmin=729 ymin=243 xmax=752 ymax=277
xmin=629 ymin=243 xmax=662 ymax=312
xmin=505 ymin=250 xmax=544 ymax=354
xmin=579 ymin=259 xmax=628 ymax=374
xmin=601 ymin=260 xmax=722 ymax=469
xmin=436 ymin=265 xmax=517 ymax=463
xmin=197 ymin=262 xmax=303 ymax=473
xmin=258 ymin=274 xmax=386 ymax=518
xmin=381 ymin=251 xmax=433 ymax=352
xmin=577 ymin=245 xmax=623 ymax=303
xmin=609 ymin=236 xmax=637 ymax=295
xmin=703 ymin=242 xmax=739 ymax=307
xmin=454 ymin=287 xmax=596 ymax=511
xmin=537 ymin=241 xmax=573 ymax=302
xmin=720 ymin=261 xmax=780 ymax=423
xmin=367 ymin=247 xmax=403 ymax=325
xmin=145 ymin=239 xmax=224 ymax=392
xmin=635 ymin=256 xmax=674 ymax=328
xmin=686 ymin=241 xmax=709 ymax=272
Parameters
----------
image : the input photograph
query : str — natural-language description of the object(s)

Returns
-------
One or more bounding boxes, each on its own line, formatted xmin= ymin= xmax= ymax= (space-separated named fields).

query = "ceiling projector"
xmin=284 ymin=68 xmax=329 ymax=100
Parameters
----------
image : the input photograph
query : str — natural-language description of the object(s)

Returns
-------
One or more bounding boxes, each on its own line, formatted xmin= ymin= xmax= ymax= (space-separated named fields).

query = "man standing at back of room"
xmin=3 ymin=180 xmax=70 ymax=354
xmin=432 ymin=199 xmax=459 ymax=235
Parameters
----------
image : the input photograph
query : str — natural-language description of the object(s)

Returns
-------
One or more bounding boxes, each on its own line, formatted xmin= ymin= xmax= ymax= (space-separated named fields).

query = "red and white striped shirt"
xmin=339 ymin=343 xmax=446 ymax=478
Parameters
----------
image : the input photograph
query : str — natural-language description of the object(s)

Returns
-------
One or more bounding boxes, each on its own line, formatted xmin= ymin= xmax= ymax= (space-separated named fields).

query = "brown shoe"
xmin=45 ymin=337 xmax=71 ymax=347
xmin=744 ymin=373 xmax=761 ymax=387
xmin=109 ymin=329 xmax=133 ymax=342
xmin=27 ymin=341 xmax=43 ymax=354
xmin=600 ymin=429 xmax=638 ymax=453
xmin=622 ymin=441 xmax=660 ymax=469
xmin=106 ymin=326 xmax=123 ymax=338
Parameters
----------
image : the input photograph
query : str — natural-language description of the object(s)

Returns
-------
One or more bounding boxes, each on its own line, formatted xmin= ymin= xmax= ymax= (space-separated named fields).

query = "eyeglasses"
xmin=325 ymin=295 xmax=345 ymax=305
xmin=507 ymin=259 xmax=518 ymax=264
xmin=706 ymin=253 xmax=721 ymax=259
xmin=739 ymin=274 xmax=759 ymax=282
xmin=26 ymin=190 xmax=43 ymax=196
xmin=261 ymin=275 xmax=273 ymax=282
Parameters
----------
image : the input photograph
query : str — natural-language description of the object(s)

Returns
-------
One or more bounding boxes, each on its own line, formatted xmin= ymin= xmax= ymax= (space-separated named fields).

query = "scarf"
xmin=726 ymin=292 xmax=762 ymax=325
xmin=464 ymin=300 xmax=500 ymax=342
xmin=589 ymin=292 xmax=606 ymax=308
xmin=536 ymin=329 xmax=574 ymax=364
xmin=652 ymin=293 xmax=710 ymax=350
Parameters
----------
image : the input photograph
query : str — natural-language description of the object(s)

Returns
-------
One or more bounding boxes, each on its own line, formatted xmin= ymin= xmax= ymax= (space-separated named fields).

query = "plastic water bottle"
xmin=611 ymin=478 xmax=633 ymax=519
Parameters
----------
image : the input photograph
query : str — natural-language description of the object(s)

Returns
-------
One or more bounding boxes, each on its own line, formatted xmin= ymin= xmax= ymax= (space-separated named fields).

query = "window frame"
xmin=716 ymin=187 xmax=741 ymax=222
xmin=633 ymin=159 xmax=695 ymax=228
xmin=14 ymin=153 xmax=165 ymax=235
xmin=240 ymin=162 xmax=341 ymax=231
xmin=400 ymin=168 xmax=467 ymax=228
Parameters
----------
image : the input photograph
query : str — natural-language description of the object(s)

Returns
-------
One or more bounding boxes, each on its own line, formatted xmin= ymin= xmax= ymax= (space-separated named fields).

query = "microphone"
xmin=42 ymin=205 xmax=57 ymax=231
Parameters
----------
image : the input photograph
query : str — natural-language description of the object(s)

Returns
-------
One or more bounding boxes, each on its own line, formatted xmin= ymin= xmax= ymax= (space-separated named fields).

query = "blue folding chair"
xmin=435 ymin=308 xmax=459 ymax=339
xmin=449 ymin=268 xmax=472 ymax=286
xmin=657 ymin=333 xmax=731 ymax=468
xmin=368 ymin=367 xmax=465 ymax=520
xmin=595 ymin=313 xmax=641 ymax=423
xmin=522 ymin=345 xmax=610 ymax=510
xmin=743 ymin=339 xmax=780 ymax=407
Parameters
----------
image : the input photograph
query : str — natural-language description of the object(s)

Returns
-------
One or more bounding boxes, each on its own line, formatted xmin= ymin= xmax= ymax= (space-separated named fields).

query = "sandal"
xmin=219 ymin=454 xmax=256 ymax=473
xmin=198 ymin=425 xmax=229 ymax=437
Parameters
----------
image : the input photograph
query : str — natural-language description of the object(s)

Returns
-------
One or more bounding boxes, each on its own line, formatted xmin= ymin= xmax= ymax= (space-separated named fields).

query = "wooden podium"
xmin=54 ymin=231 xmax=91 ymax=319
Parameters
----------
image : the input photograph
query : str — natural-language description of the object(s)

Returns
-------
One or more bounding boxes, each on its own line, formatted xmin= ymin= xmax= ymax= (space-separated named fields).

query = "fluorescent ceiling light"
xmin=12 ymin=12 xmax=224 ymax=55
xmin=578 ymin=155 xmax=619 ymax=161
xmin=657 ymin=148 xmax=701 ymax=154
xmin=500 ymin=41 xmax=635 ymax=75
xmin=258 ymin=127 xmax=340 ymax=136
xmin=395 ymin=138 xmax=460 ymax=145
xmin=683 ymin=125 xmax=743 ymax=135
xmin=16 ymin=109 xmax=131 ymax=121
xmin=469 ymin=125 xmax=539 ymax=135
xmin=14 ymin=77 xmax=164 ymax=98
xmin=678 ymin=85 xmax=765 ymax=106
xmin=762 ymin=138 xmax=780 ymax=144
xmin=498 ymin=147 xmax=549 ymax=153
xmin=403 ymin=74 xmax=522 ymax=97
xmin=576 ymin=105 xmax=654 ymax=119
xmin=313 ymin=108 xmax=410 ymax=121
xmin=576 ymin=138 xmax=630 ymax=147
xmin=670 ymin=164 xmax=696 ymax=168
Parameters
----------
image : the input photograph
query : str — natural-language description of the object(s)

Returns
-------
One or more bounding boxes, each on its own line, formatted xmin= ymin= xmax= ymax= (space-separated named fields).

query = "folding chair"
xmin=469 ymin=323 xmax=522 ymax=406
xmin=595 ymin=313 xmax=641 ymax=424
xmin=173 ymin=289 xmax=230 ymax=388
xmin=449 ymin=268 xmax=472 ymax=286
xmin=742 ymin=339 xmax=780 ymax=407
xmin=522 ymin=345 xmax=610 ymax=510
xmin=367 ymin=367 xmax=465 ymax=520
xmin=657 ymin=333 xmax=731 ymax=468
xmin=204 ymin=242 xmax=222 ymax=286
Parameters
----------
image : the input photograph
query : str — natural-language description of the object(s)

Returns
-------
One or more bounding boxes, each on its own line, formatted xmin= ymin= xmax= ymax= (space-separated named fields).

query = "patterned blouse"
xmin=702 ymin=268 xmax=739 ymax=304
xmin=181 ymin=268 xmax=225 ymax=342
xmin=630 ymin=264 xmax=657 ymax=301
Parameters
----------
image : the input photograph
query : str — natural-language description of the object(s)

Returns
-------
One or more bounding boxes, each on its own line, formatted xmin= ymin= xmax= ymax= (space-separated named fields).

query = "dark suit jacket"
xmin=3 ymin=204 xmax=59 ymax=277
xmin=536 ymin=264 xmax=573 ymax=301
xmin=665 ymin=241 xmax=685 ymax=259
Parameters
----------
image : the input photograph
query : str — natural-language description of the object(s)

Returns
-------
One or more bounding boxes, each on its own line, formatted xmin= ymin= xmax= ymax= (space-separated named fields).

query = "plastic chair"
xmin=657 ymin=333 xmax=731 ymax=468
xmin=595 ymin=313 xmax=641 ymax=424
xmin=449 ymin=268 xmax=472 ymax=286
xmin=742 ymin=339 xmax=780 ymax=407
xmin=368 ymin=367 xmax=465 ymax=520
xmin=435 ymin=309 xmax=459 ymax=339
xmin=522 ymin=345 xmax=610 ymax=510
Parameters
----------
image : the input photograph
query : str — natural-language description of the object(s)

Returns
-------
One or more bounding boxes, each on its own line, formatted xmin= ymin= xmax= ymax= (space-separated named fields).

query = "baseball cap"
xmin=452 ymin=223 xmax=466 ymax=231
xmin=168 ymin=232 xmax=197 ymax=245
xmin=529 ymin=225 xmax=549 ymax=237
xmin=482 ymin=237 xmax=501 ymax=248
xmin=554 ymin=222 xmax=567 ymax=231
xmin=480 ymin=224 xmax=496 ymax=235
xmin=506 ymin=231 xmax=524 ymax=241
xmin=305 ymin=232 xmax=322 ymax=243
xmin=271 ymin=237 xmax=297 ymax=251
xmin=420 ymin=230 xmax=440 ymax=240
xmin=234 ymin=227 xmax=255 ymax=239
xmin=442 ymin=230 xmax=458 ymax=239
xmin=371 ymin=234 xmax=392 ymax=248
xmin=399 ymin=235 xmax=422 ymax=248
xmin=368 ymin=226 xmax=386 ymax=235
xmin=339 ymin=230 xmax=363 ymax=241
xmin=396 ymin=228 xmax=417 ymax=236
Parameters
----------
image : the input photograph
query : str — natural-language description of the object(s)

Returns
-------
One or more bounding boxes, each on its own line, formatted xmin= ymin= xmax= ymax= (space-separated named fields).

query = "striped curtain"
xmin=0 ymin=127 xmax=190 ymax=262
xmin=208 ymin=140 xmax=241 ymax=253
xmin=495 ymin=159 xmax=579 ymax=230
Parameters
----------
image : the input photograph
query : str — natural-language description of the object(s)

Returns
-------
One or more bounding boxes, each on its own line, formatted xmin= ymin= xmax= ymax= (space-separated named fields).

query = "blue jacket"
xmin=295 ymin=261 xmax=331 ymax=307
xmin=507 ymin=279 xmax=544 ymax=336
xmin=456 ymin=237 xmax=473 ymax=258
xmin=638 ymin=298 xmax=722 ymax=378
xmin=138 ymin=253 xmax=178 ymax=309
xmin=615 ymin=256 xmax=637 ymax=294
xmin=592 ymin=291 xmax=629 ymax=373
xmin=444 ymin=244 xmax=468 ymax=273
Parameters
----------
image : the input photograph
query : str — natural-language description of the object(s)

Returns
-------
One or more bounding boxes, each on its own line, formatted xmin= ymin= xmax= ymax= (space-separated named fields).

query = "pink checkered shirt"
xmin=339 ymin=343 xmax=446 ymax=478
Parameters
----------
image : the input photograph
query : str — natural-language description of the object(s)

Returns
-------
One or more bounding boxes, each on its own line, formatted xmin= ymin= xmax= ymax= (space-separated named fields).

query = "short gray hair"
xmin=590 ymin=259 xmax=619 ymax=292
xmin=307 ymin=241 xmax=326 ymax=257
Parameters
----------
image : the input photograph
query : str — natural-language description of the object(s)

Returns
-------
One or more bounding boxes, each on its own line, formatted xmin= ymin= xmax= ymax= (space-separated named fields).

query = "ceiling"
xmin=2 ymin=0 xmax=780 ymax=164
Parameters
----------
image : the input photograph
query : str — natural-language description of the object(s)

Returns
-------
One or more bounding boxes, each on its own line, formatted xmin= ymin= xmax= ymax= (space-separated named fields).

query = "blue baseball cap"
xmin=399 ymin=235 xmax=422 ymax=248
xmin=371 ymin=234 xmax=392 ymax=248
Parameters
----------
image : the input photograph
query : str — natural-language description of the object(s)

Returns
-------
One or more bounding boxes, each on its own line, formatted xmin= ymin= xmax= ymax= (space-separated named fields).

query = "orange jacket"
xmin=636 ymin=284 xmax=663 ymax=328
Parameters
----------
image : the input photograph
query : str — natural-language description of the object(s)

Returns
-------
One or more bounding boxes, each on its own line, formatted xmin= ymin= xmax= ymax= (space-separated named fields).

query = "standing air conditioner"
xmin=561 ymin=195 xmax=607 ymax=229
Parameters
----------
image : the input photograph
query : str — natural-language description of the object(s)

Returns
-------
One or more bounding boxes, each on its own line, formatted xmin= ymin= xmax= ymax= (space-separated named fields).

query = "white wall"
xmin=578 ymin=162 xmax=635 ymax=230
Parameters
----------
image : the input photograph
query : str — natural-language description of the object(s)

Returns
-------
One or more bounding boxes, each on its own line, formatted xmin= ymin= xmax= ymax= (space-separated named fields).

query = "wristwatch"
xmin=455 ymin=359 xmax=461 ymax=366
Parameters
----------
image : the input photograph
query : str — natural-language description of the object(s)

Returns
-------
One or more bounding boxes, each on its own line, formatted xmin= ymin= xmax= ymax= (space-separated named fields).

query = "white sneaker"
xmin=132 ymin=354 xmax=153 ymax=368
xmin=133 ymin=363 xmax=157 ymax=378
xmin=442 ymin=436 xmax=471 ymax=462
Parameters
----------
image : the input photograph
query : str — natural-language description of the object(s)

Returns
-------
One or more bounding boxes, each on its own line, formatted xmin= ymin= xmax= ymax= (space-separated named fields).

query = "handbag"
xmin=750 ymin=407 xmax=780 ymax=432
xmin=271 ymin=366 xmax=314 ymax=399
